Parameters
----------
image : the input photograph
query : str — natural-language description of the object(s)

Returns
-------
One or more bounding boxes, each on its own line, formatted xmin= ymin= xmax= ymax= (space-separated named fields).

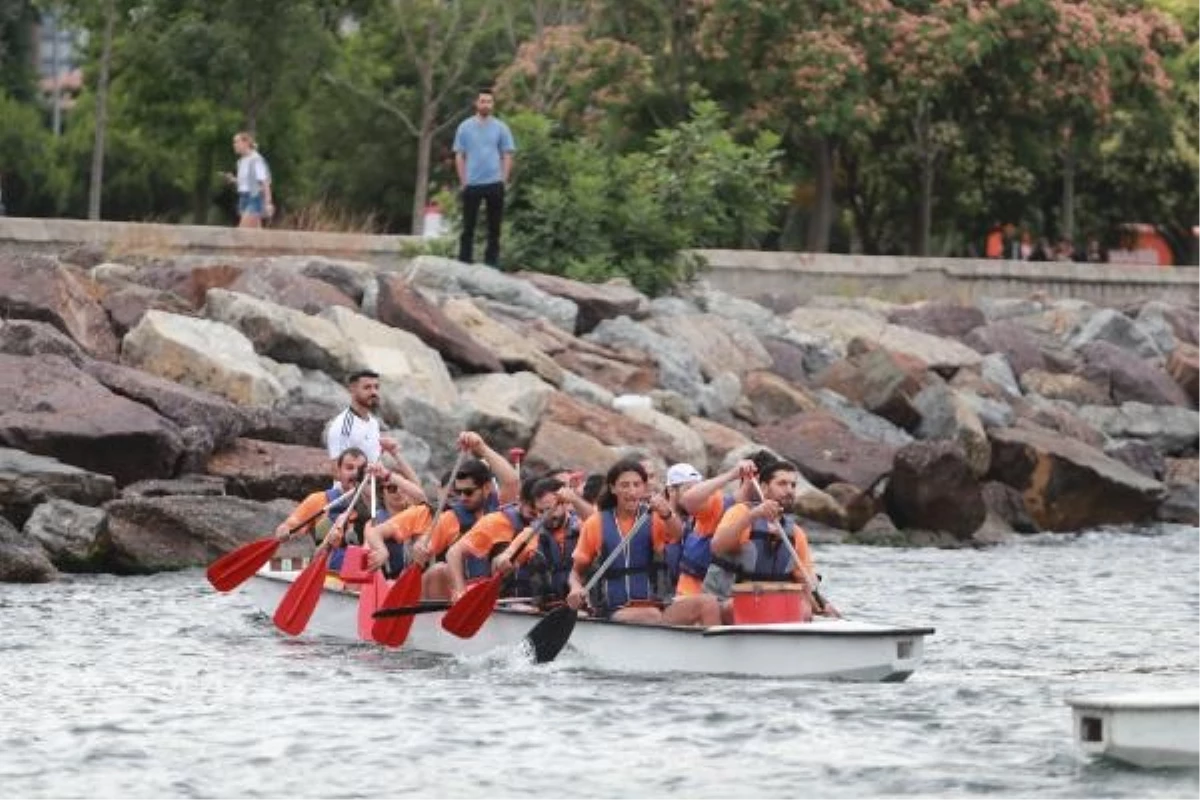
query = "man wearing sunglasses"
xmin=366 ymin=431 xmax=518 ymax=597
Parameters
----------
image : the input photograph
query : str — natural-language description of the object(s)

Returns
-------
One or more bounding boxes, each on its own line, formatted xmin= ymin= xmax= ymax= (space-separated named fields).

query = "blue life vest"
xmin=511 ymin=513 xmax=581 ymax=600
xmin=678 ymin=494 xmax=738 ymax=580
xmin=321 ymin=485 xmax=360 ymax=570
xmin=742 ymin=513 xmax=799 ymax=581
xmin=462 ymin=503 xmax=524 ymax=581
xmin=438 ymin=492 xmax=500 ymax=565
xmin=598 ymin=509 xmax=655 ymax=614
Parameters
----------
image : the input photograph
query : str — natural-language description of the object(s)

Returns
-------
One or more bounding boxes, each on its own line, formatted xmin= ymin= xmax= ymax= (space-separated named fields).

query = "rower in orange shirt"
xmin=670 ymin=457 xmax=759 ymax=601
xmin=709 ymin=458 xmax=840 ymax=619
xmin=273 ymin=447 xmax=373 ymax=572
xmin=365 ymin=431 xmax=519 ymax=598
xmin=565 ymin=458 xmax=720 ymax=627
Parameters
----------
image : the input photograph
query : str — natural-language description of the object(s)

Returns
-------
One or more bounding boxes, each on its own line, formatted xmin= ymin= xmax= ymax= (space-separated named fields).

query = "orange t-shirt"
xmin=713 ymin=503 xmax=815 ymax=576
xmin=371 ymin=504 xmax=433 ymax=543
xmin=675 ymin=493 xmax=732 ymax=596
xmin=283 ymin=486 xmax=356 ymax=533
xmin=572 ymin=509 xmax=671 ymax=570
xmin=458 ymin=510 xmax=523 ymax=558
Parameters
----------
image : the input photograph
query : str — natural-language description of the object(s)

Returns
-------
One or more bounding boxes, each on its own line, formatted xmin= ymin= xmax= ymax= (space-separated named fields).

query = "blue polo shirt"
xmin=453 ymin=116 xmax=516 ymax=187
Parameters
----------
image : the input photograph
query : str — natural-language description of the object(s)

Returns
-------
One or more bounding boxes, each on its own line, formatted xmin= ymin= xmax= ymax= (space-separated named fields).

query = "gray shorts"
xmin=702 ymin=543 xmax=758 ymax=600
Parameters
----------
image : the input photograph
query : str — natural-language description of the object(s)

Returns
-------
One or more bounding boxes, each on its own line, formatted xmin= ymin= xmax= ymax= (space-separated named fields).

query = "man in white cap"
xmin=666 ymin=458 xmax=759 ymax=609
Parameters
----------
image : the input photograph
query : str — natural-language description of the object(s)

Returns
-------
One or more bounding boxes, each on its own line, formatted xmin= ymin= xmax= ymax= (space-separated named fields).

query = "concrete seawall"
xmin=2 ymin=217 xmax=1196 ymax=308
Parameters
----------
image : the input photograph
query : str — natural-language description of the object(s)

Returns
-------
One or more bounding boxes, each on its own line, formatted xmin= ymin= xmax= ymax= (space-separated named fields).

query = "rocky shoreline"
xmin=0 ymin=249 xmax=1196 ymax=583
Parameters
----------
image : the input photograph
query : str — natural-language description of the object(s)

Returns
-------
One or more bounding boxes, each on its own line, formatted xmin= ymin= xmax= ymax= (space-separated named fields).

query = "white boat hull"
xmin=244 ymin=570 xmax=934 ymax=682
xmin=1067 ymin=691 xmax=1200 ymax=769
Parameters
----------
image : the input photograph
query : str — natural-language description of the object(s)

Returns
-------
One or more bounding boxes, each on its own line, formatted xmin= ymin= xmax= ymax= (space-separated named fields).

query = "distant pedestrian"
xmin=222 ymin=131 xmax=274 ymax=229
xmin=453 ymin=88 xmax=515 ymax=268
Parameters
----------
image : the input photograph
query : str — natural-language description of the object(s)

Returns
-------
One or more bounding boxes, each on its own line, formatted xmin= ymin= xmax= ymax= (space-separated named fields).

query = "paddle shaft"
xmin=317 ymin=459 xmax=379 ymax=554
xmin=285 ymin=486 xmax=355 ymax=541
xmin=749 ymin=476 xmax=827 ymax=613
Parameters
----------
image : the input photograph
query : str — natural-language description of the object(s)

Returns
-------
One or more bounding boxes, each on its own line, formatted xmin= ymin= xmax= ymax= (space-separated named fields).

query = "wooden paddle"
xmin=371 ymin=449 xmax=466 ymax=648
xmin=526 ymin=502 xmax=654 ymax=664
xmin=440 ymin=519 xmax=541 ymax=639
xmin=206 ymin=487 xmax=352 ymax=592
xmin=273 ymin=463 xmax=374 ymax=636
xmin=750 ymin=476 xmax=828 ymax=615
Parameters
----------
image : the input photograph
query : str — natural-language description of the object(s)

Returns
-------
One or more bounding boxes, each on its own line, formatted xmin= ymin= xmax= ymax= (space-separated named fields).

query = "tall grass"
xmin=273 ymin=199 xmax=384 ymax=234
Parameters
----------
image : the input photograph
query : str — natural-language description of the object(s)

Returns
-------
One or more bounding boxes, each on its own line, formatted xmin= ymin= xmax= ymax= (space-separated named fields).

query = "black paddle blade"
xmin=372 ymin=600 xmax=452 ymax=619
xmin=524 ymin=606 xmax=576 ymax=664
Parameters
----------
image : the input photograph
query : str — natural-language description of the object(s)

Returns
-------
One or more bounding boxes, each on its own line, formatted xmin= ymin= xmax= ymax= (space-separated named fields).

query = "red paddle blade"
xmin=273 ymin=551 xmax=330 ymax=636
xmin=371 ymin=565 xmax=424 ymax=648
xmin=441 ymin=575 xmax=504 ymax=639
xmin=356 ymin=572 xmax=387 ymax=641
xmin=207 ymin=537 xmax=280 ymax=592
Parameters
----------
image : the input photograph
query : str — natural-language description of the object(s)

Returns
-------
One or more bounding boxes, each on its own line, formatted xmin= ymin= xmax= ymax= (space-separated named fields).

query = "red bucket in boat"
xmin=338 ymin=546 xmax=372 ymax=584
xmin=730 ymin=582 xmax=811 ymax=624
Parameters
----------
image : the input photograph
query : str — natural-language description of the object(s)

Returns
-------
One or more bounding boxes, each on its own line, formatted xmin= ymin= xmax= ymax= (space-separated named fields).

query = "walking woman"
xmin=223 ymin=131 xmax=274 ymax=228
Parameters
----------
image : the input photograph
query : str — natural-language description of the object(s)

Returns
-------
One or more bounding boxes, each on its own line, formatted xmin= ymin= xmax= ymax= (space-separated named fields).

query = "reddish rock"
xmin=1078 ymin=341 xmax=1191 ymax=407
xmin=963 ymin=322 xmax=1046 ymax=377
xmin=827 ymin=346 xmax=930 ymax=431
xmin=375 ymin=275 xmax=503 ymax=373
xmin=887 ymin=301 xmax=985 ymax=339
xmin=884 ymin=441 xmax=986 ymax=538
xmin=226 ymin=267 xmax=357 ymax=314
xmin=84 ymin=360 xmax=264 ymax=450
xmin=757 ymin=412 xmax=897 ymax=490
xmin=824 ymin=481 xmax=880 ymax=533
xmin=1015 ymin=403 xmax=1106 ymax=450
xmin=0 ymin=254 xmax=118 ymax=360
xmin=517 ymin=272 xmax=648 ymax=334
xmin=100 ymin=282 xmax=195 ymax=338
xmin=1019 ymin=369 xmax=1111 ymax=406
xmin=523 ymin=420 xmax=619 ymax=476
xmin=742 ymin=370 xmax=819 ymax=425
xmin=552 ymin=348 xmax=659 ymax=395
xmin=688 ymin=415 xmax=753 ymax=471
xmin=981 ymin=480 xmax=1038 ymax=533
xmin=1167 ymin=343 xmax=1199 ymax=405
xmin=987 ymin=425 xmax=1164 ymax=532
xmin=1164 ymin=457 xmax=1198 ymax=487
xmin=761 ymin=336 xmax=815 ymax=385
xmin=205 ymin=438 xmax=332 ymax=501
xmin=133 ymin=261 xmax=245 ymax=308
xmin=543 ymin=392 xmax=688 ymax=464
xmin=0 ymin=354 xmax=184 ymax=485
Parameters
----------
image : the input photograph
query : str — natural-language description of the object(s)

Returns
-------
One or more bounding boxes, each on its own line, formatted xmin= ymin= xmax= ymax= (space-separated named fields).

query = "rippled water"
xmin=1 ymin=526 xmax=1197 ymax=798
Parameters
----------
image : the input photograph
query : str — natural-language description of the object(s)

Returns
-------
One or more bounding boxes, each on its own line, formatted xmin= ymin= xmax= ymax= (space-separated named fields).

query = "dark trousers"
xmin=458 ymin=182 xmax=505 ymax=267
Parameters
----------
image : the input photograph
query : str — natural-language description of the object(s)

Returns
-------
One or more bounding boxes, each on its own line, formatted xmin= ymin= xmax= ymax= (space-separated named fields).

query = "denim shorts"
xmin=237 ymin=192 xmax=264 ymax=215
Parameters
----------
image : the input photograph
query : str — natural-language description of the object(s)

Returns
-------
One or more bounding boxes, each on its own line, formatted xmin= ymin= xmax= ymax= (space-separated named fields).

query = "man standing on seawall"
xmin=454 ymin=87 xmax=515 ymax=268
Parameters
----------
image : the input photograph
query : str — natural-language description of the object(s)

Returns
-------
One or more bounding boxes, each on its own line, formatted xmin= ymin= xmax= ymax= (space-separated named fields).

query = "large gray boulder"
xmin=94 ymin=495 xmax=287 ymax=574
xmin=23 ymin=499 xmax=107 ymax=571
xmin=0 ymin=515 xmax=58 ymax=583
xmin=1078 ymin=341 xmax=1191 ymax=408
xmin=0 ymin=319 xmax=90 ymax=366
xmin=456 ymin=371 xmax=555 ymax=455
xmin=121 ymin=310 xmax=286 ymax=406
xmin=1069 ymin=308 xmax=1162 ymax=359
xmin=811 ymin=388 xmax=914 ymax=447
xmin=0 ymin=354 xmax=185 ymax=486
xmin=407 ymin=255 xmax=578 ymax=333
xmin=912 ymin=383 xmax=991 ymax=477
xmin=586 ymin=316 xmax=707 ymax=407
xmin=0 ymin=447 xmax=116 ymax=528
xmin=1079 ymin=402 xmax=1199 ymax=456
xmin=203 ymin=288 xmax=353 ymax=376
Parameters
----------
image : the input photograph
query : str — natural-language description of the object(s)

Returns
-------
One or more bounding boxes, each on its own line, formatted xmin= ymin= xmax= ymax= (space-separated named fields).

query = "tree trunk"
xmin=411 ymin=104 xmax=436 ymax=235
xmin=1061 ymin=130 xmax=1075 ymax=247
xmin=805 ymin=136 xmax=834 ymax=252
xmin=918 ymin=153 xmax=934 ymax=256
xmin=87 ymin=0 xmax=116 ymax=221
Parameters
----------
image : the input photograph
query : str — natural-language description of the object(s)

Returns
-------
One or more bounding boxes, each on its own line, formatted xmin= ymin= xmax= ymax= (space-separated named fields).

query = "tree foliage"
xmin=0 ymin=0 xmax=1195 ymax=277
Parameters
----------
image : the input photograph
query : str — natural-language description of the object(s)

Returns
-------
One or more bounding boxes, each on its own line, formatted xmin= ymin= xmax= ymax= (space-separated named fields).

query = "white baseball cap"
xmin=665 ymin=463 xmax=703 ymax=487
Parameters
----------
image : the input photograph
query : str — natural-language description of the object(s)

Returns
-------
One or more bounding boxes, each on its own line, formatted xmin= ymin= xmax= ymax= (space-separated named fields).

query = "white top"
xmin=1066 ymin=691 xmax=1200 ymax=711
xmin=236 ymin=151 xmax=271 ymax=195
xmin=324 ymin=407 xmax=381 ymax=462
